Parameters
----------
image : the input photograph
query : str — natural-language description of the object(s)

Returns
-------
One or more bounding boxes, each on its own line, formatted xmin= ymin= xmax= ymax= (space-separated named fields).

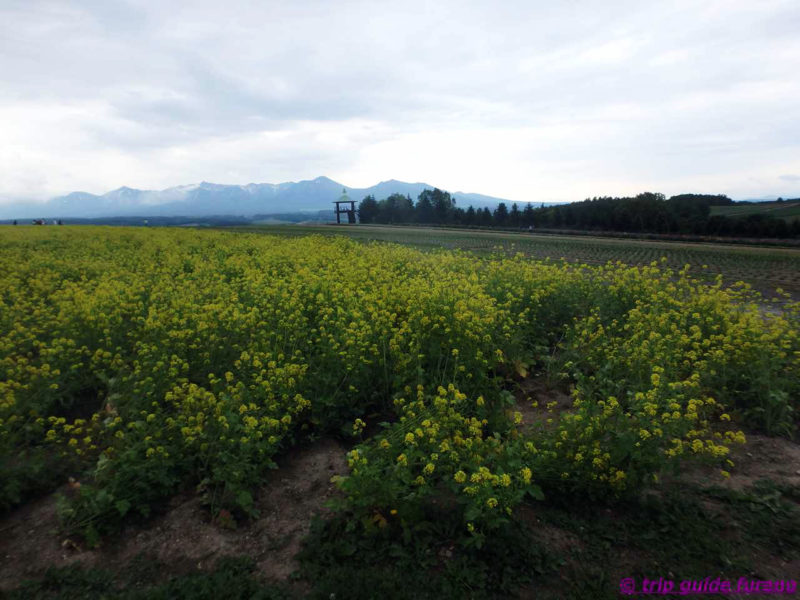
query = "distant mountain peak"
xmin=63 ymin=191 xmax=97 ymax=198
xmin=3 ymin=177 xmax=514 ymax=219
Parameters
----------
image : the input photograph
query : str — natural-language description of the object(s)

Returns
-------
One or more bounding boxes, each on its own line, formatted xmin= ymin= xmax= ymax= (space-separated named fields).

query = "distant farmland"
xmin=710 ymin=200 xmax=800 ymax=222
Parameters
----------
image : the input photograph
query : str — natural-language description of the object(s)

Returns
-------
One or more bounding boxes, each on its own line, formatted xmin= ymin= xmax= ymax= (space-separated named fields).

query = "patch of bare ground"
xmin=0 ymin=437 xmax=347 ymax=591
xmin=515 ymin=503 xmax=584 ymax=556
xmin=744 ymin=551 xmax=800 ymax=583
xmin=758 ymin=302 xmax=786 ymax=318
xmin=512 ymin=377 xmax=642 ymax=596
xmin=517 ymin=505 xmax=644 ymax=600
xmin=652 ymin=433 xmax=800 ymax=588
xmin=513 ymin=377 xmax=574 ymax=433
xmin=674 ymin=433 xmax=800 ymax=492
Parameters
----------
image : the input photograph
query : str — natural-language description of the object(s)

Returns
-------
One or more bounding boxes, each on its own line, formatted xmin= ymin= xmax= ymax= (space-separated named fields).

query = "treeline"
xmin=357 ymin=189 xmax=535 ymax=227
xmin=358 ymin=190 xmax=800 ymax=238
xmin=533 ymin=193 xmax=800 ymax=237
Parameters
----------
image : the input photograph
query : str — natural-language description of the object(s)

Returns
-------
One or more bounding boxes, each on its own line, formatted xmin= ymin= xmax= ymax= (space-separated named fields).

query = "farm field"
xmin=710 ymin=201 xmax=800 ymax=222
xmin=230 ymin=224 xmax=800 ymax=300
xmin=1 ymin=226 xmax=799 ymax=598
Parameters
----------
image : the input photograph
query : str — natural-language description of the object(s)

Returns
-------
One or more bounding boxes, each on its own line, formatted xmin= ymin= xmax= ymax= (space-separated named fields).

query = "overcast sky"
xmin=1 ymin=0 xmax=799 ymax=204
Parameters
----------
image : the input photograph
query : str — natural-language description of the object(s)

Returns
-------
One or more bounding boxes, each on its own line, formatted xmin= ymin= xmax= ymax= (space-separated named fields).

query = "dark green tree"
xmin=494 ymin=202 xmax=509 ymax=226
xmin=415 ymin=191 xmax=435 ymax=223
xmin=464 ymin=205 xmax=476 ymax=226
xmin=522 ymin=203 xmax=535 ymax=226
xmin=379 ymin=193 xmax=415 ymax=223
xmin=358 ymin=195 xmax=379 ymax=224
xmin=424 ymin=188 xmax=455 ymax=224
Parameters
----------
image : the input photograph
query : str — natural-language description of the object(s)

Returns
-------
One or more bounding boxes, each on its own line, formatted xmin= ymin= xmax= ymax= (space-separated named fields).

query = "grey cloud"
xmin=1 ymin=0 xmax=799 ymax=200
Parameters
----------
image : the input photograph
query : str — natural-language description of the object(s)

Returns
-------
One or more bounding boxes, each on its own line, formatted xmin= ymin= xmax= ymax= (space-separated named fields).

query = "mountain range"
xmin=0 ymin=177 xmax=521 ymax=219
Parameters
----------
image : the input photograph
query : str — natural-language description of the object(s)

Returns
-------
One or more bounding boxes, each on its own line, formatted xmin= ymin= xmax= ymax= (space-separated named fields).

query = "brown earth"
xmin=0 ymin=437 xmax=347 ymax=591
xmin=678 ymin=432 xmax=800 ymax=492
xmin=513 ymin=376 xmax=574 ymax=434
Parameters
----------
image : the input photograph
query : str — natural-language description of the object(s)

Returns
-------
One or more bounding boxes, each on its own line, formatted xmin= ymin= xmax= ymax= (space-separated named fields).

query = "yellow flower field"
xmin=0 ymin=226 xmax=797 ymax=542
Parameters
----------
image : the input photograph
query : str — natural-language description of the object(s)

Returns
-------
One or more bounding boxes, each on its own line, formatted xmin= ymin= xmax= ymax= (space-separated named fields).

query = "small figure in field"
xmin=12 ymin=220 xmax=17 ymax=226
xmin=57 ymin=219 xmax=63 ymax=225
xmin=528 ymin=225 xmax=533 ymax=233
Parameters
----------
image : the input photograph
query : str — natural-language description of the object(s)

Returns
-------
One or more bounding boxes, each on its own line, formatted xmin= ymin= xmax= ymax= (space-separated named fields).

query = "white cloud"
xmin=1 ymin=0 xmax=799 ymax=203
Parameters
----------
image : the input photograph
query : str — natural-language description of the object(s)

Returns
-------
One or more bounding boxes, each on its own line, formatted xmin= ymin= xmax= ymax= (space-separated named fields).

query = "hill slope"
xmin=0 ymin=177 xmax=520 ymax=219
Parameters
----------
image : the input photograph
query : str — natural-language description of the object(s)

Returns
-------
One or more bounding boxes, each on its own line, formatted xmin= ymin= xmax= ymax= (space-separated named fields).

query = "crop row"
xmin=253 ymin=225 xmax=800 ymax=299
xmin=0 ymin=227 xmax=797 ymax=544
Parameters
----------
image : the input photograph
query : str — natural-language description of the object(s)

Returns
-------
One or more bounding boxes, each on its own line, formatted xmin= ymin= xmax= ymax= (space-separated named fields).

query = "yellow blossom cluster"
xmin=335 ymin=384 xmax=540 ymax=527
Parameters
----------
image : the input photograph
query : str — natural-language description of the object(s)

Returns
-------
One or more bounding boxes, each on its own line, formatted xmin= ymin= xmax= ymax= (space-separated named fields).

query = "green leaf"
xmin=464 ymin=504 xmax=481 ymax=521
xmin=115 ymin=499 xmax=131 ymax=516
xmin=526 ymin=484 xmax=545 ymax=501
xmin=236 ymin=490 xmax=254 ymax=510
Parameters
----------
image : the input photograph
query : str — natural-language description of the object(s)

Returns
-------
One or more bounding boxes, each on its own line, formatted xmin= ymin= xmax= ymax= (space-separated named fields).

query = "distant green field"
xmin=226 ymin=224 xmax=800 ymax=300
xmin=710 ymin=201 xmax=800 ymax=221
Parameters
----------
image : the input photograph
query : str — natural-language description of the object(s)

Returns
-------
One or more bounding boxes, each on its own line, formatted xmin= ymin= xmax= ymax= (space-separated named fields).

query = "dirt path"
xmin=0 ymin=438 xmax=347 ymax=591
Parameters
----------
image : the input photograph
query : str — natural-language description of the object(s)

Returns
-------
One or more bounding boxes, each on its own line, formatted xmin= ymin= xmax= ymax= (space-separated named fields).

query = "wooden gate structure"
xmin=333 ymin=189 xmax=357 ymax=224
